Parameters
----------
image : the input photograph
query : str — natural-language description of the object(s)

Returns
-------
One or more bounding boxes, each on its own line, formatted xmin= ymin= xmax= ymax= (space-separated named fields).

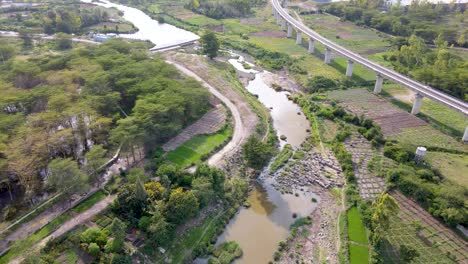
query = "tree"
xmin=135 ymin=176 xmax=148 ymax=203
xmin=371 ymin=193 xmax=399 ymax=240
xmin=84 ymin=144 xmax=107 ymax=185
xmin=0 ymin=41 xmax=15 ymax=63
xmin=144 ymin=181 xmax=166 ymax=201
xmin=55 ymin=33 xmax=72 ymax=50
xmin=46 ymin=158 xmax=89 ymax=197
xmin=457 ymin=32 xmax=465 ymax=47
xmin=201 ymin=31 xmax=219 ymax=59
xmin=165 ymin=188 xmax=199 ymax=224
xmin=19 ymin=30 xmax=33 ymax=49
xmin=399 ymin=244 xmax=419 ymax=263
xmin=242 ymin=136 xmax=274 ymax=170
xmin=111 ymin=254 xmax=132 ymax=264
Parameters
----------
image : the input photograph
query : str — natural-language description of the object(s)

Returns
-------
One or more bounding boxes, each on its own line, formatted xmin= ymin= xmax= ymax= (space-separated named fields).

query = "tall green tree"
xmin=164 ymin=188 xmax=199 ymax=224
xmin=242 ymin=136 xmax=274 ymax=170
xmin=201 ymin=31 xmax=219 ymax=59
xmin=85 ymin=144 xmax=107 ymax=185
xmin=47 ymin=158 xmax=89 ymax=198
xmin=371 ymin=193 xmax=399 ymax=241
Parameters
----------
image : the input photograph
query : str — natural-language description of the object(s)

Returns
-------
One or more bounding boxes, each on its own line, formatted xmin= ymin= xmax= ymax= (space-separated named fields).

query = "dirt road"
xmin=166 ymin=60 xmax=246 ymax=168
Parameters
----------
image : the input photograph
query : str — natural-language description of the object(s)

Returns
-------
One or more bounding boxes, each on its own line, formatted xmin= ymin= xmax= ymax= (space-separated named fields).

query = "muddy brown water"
xmin=217 ymin=179 xmax=317 ymax=263
xmin=213 ymin=57 xmax=315 ymax=263
xmin=246 ymin=72 xmax=309 ymax=148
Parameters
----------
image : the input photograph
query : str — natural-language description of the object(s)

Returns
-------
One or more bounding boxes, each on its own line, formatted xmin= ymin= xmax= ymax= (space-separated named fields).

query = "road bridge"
xmin=271 ymin=0 xmax=468 ymax=142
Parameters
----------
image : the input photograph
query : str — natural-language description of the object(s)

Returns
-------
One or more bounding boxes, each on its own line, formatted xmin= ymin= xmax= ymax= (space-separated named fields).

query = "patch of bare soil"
xmin=344 ymin=134 xmax=386 ymax=200
xmin=391 ymin=191 xmax=468 ymax=263
xmin=162 ymin=106 xmax=227 ymax=151
xmin=249 ymin=30 xmax=287 ymax=38
xmin=337 ymin=31 xmax=352 ymax=39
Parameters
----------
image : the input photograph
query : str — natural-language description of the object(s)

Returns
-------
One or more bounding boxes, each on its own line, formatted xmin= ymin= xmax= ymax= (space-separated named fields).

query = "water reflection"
xmin=246 ymin=73 xmax=309 ymax=148
xmin=80 ymin=0 xmax=199 ymax=50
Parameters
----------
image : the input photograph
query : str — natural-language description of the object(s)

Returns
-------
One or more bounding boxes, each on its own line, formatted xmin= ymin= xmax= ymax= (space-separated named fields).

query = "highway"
xmin=272 ymin=0 xmax=468 ymax=116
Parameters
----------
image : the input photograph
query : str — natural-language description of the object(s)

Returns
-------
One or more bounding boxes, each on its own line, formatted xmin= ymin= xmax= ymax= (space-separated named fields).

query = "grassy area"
xmin=0 ymin=190 xmax=108 ymax=264
xmin=72 ymin=190 xmax=106 ymax=214
xmin=346 ymin=207 xmax=369 ymax=264
xmin=269 ymin=144 xmax=293 ymax=173
xmin=165 ymin=125 xmax=232 ymax=167
xmin=388 ymin=126 xmax=468 ymax=152
xmin=166 ymin=211 xmax=223 ymax=263
xmin=300 ymin=13 xmax=390 ymax=55
xmin=349 ymin=243 xmax=369 ymax=264
xmin=425 ymin=152 xmax=468 ymax=188
xmin=346 ymin=207 xmax=368 ymax=245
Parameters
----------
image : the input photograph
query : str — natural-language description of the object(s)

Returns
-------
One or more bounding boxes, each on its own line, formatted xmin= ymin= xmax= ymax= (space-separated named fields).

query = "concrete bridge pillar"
xmin=281 ymin=19 xmax=287 ymax=31
xmin=324 ymin=48 xmax=332 ymax=64
xmin=374 ymin=74 xmax=383 ymax=94
xmin=287 ymin=23 xmax=293 ymax=38
xmin=308 ymin=38 xmax=315 ymax=53
xmin=411 ymin=93 xmax=423 ymax=115
xmin=346 ymin=60 xmax=354 ymax=77
xmin=276 ymin=14 xmax=281 ymax=25
xmin=296 ymin=31 xmax=302 ymax=45
xmin=463 ymin=126 xmax=468 ymax=142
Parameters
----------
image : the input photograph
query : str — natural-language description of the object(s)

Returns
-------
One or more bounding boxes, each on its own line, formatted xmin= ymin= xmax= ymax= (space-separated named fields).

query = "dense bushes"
xmin=269 ymin=144 xmax=293 ymax=173
xmin=242 ymin=136 xmax=275 ymax=170
xmin=186 ymin=0 xmax=264 ymax=18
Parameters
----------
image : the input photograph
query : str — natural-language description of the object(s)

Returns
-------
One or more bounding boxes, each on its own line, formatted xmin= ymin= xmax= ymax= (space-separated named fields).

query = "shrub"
xmin=88 ymin=242 xmax=100 ymax=257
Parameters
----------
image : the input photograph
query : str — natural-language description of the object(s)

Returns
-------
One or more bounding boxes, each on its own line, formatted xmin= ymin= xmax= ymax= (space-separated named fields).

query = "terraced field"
xmin=382 ymin=192 xmax=468 ymax=264
xmin=328 ymin=89 xmax=468 ymax=152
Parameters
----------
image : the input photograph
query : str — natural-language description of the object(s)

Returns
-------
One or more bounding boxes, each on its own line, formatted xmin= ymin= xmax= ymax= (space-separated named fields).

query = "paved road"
xmin=166 ymin=61 xmax=245 ymax=168
xmin=272 ymin=0 xmax=468 ymax=116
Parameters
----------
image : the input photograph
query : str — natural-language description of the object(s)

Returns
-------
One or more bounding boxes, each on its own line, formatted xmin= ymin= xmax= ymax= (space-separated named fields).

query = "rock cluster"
xmin=273 ymin=150 xmax=344 ymax=191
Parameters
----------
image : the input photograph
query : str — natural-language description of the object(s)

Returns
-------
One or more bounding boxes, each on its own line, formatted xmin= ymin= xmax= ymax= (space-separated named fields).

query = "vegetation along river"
xmin=216 ymin=54 xmax=315 ymax=263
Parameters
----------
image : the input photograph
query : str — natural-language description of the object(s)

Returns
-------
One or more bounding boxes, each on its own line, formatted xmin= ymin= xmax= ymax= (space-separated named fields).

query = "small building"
xmin=91 ymin=33 xmax=117 ymax=43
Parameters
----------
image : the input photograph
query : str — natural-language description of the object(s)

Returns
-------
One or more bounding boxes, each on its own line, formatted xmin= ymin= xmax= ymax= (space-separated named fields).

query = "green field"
xmin=425 ymin=152 xmax=468 ymax=188
xmin=349 ymin=243 xmax=370 ymax=264
xmin=347 ymin=207 xmax=369 ymax=264
xmin=165 ymin=126 xmax=232 ymax=167
xmin=347 ymin=207 xmax=368 ymax=245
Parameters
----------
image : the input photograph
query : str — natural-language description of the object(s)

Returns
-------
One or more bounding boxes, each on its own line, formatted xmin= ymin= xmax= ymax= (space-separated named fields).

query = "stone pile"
xmin=274 ymin=150 xmax=344 ymax=191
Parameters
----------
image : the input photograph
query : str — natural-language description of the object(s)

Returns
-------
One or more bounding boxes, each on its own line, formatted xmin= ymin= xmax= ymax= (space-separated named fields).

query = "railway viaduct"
xmin=271 ymin=0 xmax=468 ymax=142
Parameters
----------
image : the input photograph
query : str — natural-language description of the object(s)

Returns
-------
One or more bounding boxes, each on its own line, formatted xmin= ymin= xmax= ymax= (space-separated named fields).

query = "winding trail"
xmin=166 ymin=60 xmax=245 ymax=168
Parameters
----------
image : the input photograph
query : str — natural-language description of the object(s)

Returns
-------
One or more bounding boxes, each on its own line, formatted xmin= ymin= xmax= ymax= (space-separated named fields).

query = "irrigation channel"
xmin=74 ymin=1 xmax=316 ymax=262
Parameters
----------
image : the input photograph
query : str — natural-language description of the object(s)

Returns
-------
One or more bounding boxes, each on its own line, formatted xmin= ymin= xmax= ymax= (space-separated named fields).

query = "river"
xmin=80 ymin=0 xmax=199 ymax=50
xmin=215 ymin=54 xmax=315 ymax=263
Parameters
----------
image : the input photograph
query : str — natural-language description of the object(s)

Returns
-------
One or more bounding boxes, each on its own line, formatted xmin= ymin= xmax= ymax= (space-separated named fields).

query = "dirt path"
xmin=9 ymin=195 xmax=115 ymax=264
xmin=166 ymin=60 xmax=246 ymax=168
